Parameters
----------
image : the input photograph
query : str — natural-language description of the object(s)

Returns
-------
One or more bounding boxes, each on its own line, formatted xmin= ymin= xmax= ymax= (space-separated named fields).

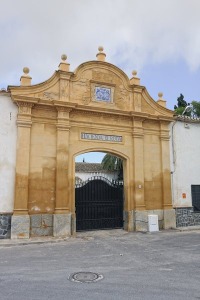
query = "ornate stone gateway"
xmin=75 ymin=176 xmax=123 ymax=231
xmin=8 ymin=47 xmax=176 ymax=239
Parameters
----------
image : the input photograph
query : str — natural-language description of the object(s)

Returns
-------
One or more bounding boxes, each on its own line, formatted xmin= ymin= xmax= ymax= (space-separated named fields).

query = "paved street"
xmin=0 ymin=229 xmax=200 ymax=300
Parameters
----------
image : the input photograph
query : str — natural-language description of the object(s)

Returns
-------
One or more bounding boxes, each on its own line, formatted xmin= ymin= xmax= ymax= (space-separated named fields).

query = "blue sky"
xmin=76 ymin=152 xmax=106 ymax=163
xmin=1 ymin=0 xmax=200 ymax=162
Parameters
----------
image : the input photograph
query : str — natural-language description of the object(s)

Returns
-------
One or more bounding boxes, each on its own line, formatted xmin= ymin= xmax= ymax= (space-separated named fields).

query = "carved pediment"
xmin=8 ymin=59 xmax=173 ymax=121
xmin=70 ymin=61 xmax=132 ymax=112
xmin=8 ymin=72 xmax=61 ymax=105
xmin=141 ymin=89 xmax=173 ymax=118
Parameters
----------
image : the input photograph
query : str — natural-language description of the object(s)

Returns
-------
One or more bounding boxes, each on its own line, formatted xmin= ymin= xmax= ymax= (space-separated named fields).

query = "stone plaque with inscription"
xmin=81 ymin=133 xmax=122 ymax=142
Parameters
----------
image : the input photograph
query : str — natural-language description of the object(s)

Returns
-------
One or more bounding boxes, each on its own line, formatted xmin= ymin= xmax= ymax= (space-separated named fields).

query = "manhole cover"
xmin=69 ymin=272 xmax=103 ymax=283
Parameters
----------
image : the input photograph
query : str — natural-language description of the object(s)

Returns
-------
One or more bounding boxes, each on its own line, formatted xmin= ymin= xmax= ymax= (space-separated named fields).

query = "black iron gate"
xmin=75 ymin=176 xmax=123 ymax=231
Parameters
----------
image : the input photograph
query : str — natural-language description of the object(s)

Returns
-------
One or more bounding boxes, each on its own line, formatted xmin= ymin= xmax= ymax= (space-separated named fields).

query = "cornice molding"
xmin=16 ymin=120 xmax=32 ymax=128
xmin=8 ymin=71 xmax=59 ymax=94
xmin=142 ymin=88 xmax=173 ymax=117
xmin=160 ymin=136 xmax=170 ymax=141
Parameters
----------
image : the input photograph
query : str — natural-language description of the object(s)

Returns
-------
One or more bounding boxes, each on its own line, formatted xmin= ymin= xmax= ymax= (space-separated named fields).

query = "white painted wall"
xmin=171 ymin=120 xmax=200 ymax=207
xmin=76 ymin=171 xmax=118 ymax=183
xmin=0 ymin=93 xmax=18 ymax=212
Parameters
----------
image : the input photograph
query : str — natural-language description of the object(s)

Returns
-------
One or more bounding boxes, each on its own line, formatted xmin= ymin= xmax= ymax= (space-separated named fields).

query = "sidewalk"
xmin=0 ymin=236 xmax=70 ymax=247
xmin=1 ymin=226 xmax=200 ymax=247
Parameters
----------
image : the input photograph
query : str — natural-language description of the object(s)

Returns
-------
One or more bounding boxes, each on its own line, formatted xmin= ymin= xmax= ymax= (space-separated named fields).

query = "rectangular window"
xmin=191 ymin=185 xmax=200 ymax=212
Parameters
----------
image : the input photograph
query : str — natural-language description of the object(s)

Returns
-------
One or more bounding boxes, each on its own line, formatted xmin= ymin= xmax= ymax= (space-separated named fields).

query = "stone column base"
xmin=30 ymin=214 xmax=53 ymax=237
xmin=71 ymin=213 xmax=76 ymax=236
xmin=53 ymin=213 xmax=71 ymax=237
xmin=135 ymin=210 xmax=148 ymax=232
xmin=11 ymin=215 xmax=30 ymax=239
xmin=124 ymin=210 xmax=134 ymax=231
xmin=124 ymin=209 xmax=176 ymax=232
xmin=163 ymin=209 xmax=176 ymax=229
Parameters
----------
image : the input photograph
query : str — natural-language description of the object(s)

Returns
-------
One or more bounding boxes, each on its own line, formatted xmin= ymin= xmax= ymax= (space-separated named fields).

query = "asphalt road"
xmin=0 ymin=229 xmax=200 ymax=300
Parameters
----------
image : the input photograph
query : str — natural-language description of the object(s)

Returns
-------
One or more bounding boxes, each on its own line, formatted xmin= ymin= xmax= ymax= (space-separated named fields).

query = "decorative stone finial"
xmin=61 ymin=54 xmax=67 ymax=61
xmin=59 ymin=54 xmax=70 ymax=71
xmin=96 ymin=46 xmax=106 ymax=62
xmin=23 ymin=67 xmax=30 ymax=75
xmin=130 ymin=70 xmax=140 ymax=85
xmin=20 ymin=67 xmax=32 ymax=86
xmin=157 ymin=92 xmax=166 ymax=108
xmin=132 ymin=70 xmax=137 ymax=77
xmin=98 ymin=46 xmax=104 ymax=52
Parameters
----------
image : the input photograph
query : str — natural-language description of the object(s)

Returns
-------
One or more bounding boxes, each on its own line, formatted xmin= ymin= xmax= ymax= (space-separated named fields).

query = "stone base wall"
xmin=125 ymin=209 xmax=176 ymax=232
xmin=175 ymin=207 xmax=200 ymax=227
xmin=7 ymin=208 xmax=179 ymax=239
xmin=10 ymin=214 xmax=71 ymax=238
xmin=0 ymin=214 xmax=12 ymax=239
xmin=53 ymin=214 xmax=71 ymax=237
xmin=135 ymin=210 xmax=165 ymax=232
xmin=30 ymin=214 xmax=53 ymax=237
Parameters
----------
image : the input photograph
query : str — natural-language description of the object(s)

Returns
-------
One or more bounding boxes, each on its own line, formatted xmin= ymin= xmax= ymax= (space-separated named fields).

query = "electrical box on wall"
xmin=148 ymin=215 xmax=159 ymax=232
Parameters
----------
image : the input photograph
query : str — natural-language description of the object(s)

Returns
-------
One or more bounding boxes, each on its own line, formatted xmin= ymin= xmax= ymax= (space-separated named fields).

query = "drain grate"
xmin=69 ymin=272 xmax=103 ymax=283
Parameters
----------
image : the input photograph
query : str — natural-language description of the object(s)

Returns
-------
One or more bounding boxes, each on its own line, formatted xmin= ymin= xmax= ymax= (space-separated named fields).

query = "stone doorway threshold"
xmin=76 ymin=229 xmax=128 ymax=239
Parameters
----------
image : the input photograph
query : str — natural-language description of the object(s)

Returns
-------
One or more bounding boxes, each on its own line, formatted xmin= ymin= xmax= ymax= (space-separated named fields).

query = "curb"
xmin=1 ymin=228 xmax=200 ymax=247
xmin=0 ymin=237 xmax=70 ymax=247
xmin=176 ymin=225 xmax=200 ymax=232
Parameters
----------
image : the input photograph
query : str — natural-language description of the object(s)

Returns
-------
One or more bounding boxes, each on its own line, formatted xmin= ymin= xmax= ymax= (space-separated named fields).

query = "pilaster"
xmin=54 ymin=106 xmax=72 ymax=236
xmin=58 ymin=55 xmax=71 ymax=101
xmin=11 ymin=101 xmax=33 ymax=239
xmin=132 ymin=117 xmax=145 ymax=210
xmin=59 ymin=73 xmax=71 ymax=101
xmin=14 ymin=102 xmax=33 ymax=215
xmin=160 ymin=121 xmax=173 ymax=210
xmin=55 ymin=107 xmax=71 ymax=214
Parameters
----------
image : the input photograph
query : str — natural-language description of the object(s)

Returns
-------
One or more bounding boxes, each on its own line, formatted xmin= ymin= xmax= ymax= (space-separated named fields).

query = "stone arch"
xmin=70 ymin=147 xmax=131 ymax=233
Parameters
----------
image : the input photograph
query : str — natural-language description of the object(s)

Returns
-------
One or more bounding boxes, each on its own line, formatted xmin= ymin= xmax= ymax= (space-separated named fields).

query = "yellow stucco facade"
xmin=8 ymin=48 xmax=176 ymax=239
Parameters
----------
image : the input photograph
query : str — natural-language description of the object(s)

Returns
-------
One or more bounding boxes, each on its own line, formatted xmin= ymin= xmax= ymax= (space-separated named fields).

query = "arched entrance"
xmin=75 ymin=176 xmax=124 ymax=231
xmin=75 ymin=151 xmax=124 ymax=231
xmin=8 ymin=47 xmax=176 ymax=239
xmin=72 ymin=149 xmax=128 ymax=233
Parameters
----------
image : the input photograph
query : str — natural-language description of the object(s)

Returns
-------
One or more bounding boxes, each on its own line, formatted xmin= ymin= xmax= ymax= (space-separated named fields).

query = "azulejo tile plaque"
xmin=95 ymin=87 xmax=111 ymax=102
xmin=81 ymin=133 xmax=122 ymax=142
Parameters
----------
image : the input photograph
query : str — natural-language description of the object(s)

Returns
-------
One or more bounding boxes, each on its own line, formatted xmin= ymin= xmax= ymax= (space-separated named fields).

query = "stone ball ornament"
xmin=132 ymin=70 xmax=137 ymax=77
xmin=98 ymin=46 xmax=104 ymax=52
xmin=61 ymin=54 xmax=67 ymax=61
xmin=23 ymin=67 xmax=30 ymax=75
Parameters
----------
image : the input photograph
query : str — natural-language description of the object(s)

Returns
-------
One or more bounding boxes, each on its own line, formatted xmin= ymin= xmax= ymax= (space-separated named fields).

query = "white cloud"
xmin=1 ymin=0 xmax=200 ymax=87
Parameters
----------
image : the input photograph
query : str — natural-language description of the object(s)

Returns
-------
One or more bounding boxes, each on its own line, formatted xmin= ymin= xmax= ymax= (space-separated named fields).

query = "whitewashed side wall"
xmin=171 ymin=120 xmax=200 ymax=207
xmin=0 ymin=93 xmax=18 ymax=212
xmin=76 ymin=171 xmax=118 ymax=182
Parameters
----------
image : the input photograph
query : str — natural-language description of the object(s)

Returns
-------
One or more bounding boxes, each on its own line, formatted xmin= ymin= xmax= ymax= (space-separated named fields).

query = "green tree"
xmin=174 ymin=94 xmax=191 ymax=116
xmin=174 ymin=94 xmax=200 ymax=117
xmin=101 ymin=154 xmax=123 ymax=180
xmin=174 ymin=93 xmax=187 ymax=109
xmin=174 ymin=106 xmax=185 ymax=115
xmin=191 ymin=101 xmax=200 ymax=117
